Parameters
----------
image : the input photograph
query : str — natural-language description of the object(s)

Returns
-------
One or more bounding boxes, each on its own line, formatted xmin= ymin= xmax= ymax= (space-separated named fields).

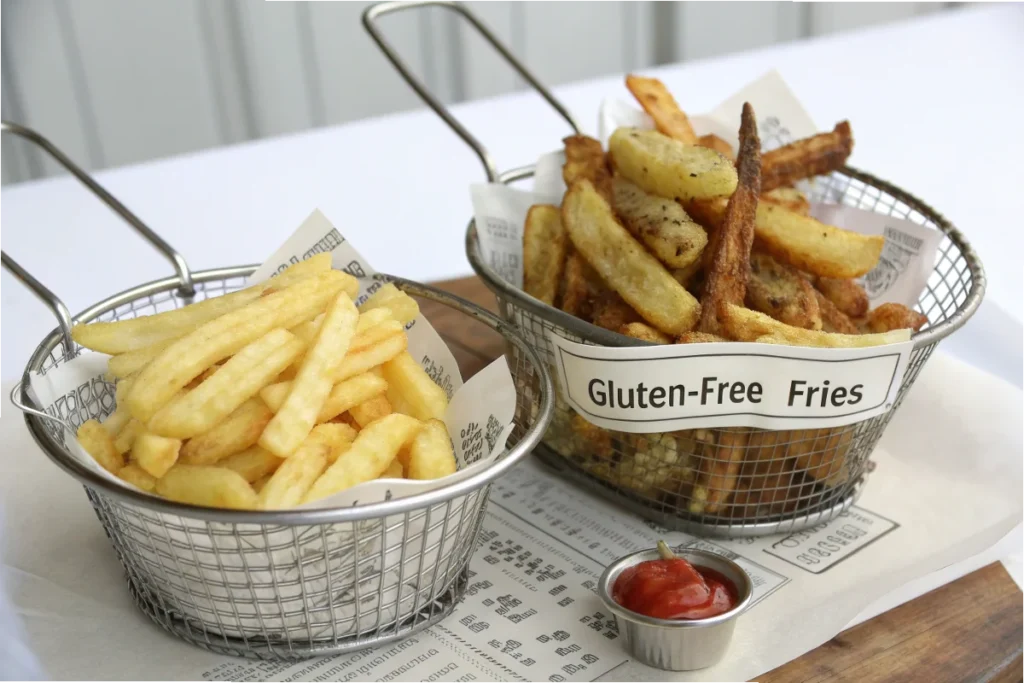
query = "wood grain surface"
xmin=425 ymin=275 xmax=1024 ymax=683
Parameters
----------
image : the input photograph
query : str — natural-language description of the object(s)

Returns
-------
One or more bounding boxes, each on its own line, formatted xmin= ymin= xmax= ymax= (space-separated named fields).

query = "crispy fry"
xmin=380 ymin=351 xmax=448 ymax=421
xmin=611 ymin=176 xmax=708 ymax=269
xmin=523 ymin=204 xmax=568 ymax=306
xmin=156 ymin=465 xmax=258 ymax=509
xmin=107 ymin=339 xmax=175 ymax=379
xmin=815 ymin=277 xmax=869 ymax=318
xmin=676 ymin=331 xmax=727 ymax=344
xmin=865 ymin=302 xmax=928 ymax=333
xmin=619 ymin=322 xmax=671 ymax=344
xmin=590 ymin=292 xmax=641 ymax=332
xmin=813 ymin=288 xmax=860 ymax=334
xmin=131 ymin=431 xmax=181 ymax=478
xmin=117 ymin=463 xmax=157 ymax=492
xmin=559 ymin=251 xmax=606 ymax=320
xmin=562 ymin=179 xmax=701 ymax=335
xmin=358 ymin=283 xmax=420 ymax=326
xmin=722 ymin=303 xmax=911 ymax=347
xmin=670 ymin=259 xmax=703 ymax=291
xmin=258 ymin=426 xmax=336 ymax=509
xmin=562 ymin=135 xmax=612 ymax=197
xmin=761 ymin=187 xmax=810 ymax=215
xmin=746 ymin=251 xmax=822 ymax=330
xmin=625 ymin=75 xmax=698 ymax=144
xmin=406 ymin=419 xmax=457 ymax=480
xmin=261 ymin=372 xmax=388 ymax=423
xmin=570 ymin=413 xmax=613 ymax=461
xmin=349 ymin=395 xmax=393 ymax=428
xmin=303 ymin=414 xmax=423 ymax=503
xmin=609 ymin=128 xmax=738 ymax=202
xmin=698 ymin=103 xmax=761 ymax=335
xmin=761 ymin=121 xmax=853 ymax=192
xmin=333 ymin=330 xmax=407 ymax=383
xmin=698 ymin=134 xmax=734 ymax=162
xmin=77 ymin=419 xmax=123 ymax=474
xmin=179 ymin=398 xmax=273 ymax=465
xmin=788 ymin=428 xmax=853 ymax=485
xmin=219 ymin=446 xmax=283 ymax=483
xmin=689 ymin=428 xmax=750 ymax=514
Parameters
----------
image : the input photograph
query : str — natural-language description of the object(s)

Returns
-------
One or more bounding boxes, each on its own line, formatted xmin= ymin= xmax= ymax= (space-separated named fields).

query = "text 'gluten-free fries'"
xmin=74 ymin=256 xmax=457 ymax=510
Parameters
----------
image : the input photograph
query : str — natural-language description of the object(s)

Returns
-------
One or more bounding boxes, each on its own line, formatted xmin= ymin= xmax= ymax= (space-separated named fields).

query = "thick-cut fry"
xmin=761 ymin=187 xmax=810 ymax=215
xmin=359 ymin=283 xmax=420 ymax=326
xmin=788 ymin=428 xmax=853 ymax=484
xmin=746 ymin=251 xmax=821 ymax=330
xmin=107 ymin=338 xmax=175 ymax=379
xmin=258 ymin=426 xmax=337 ymax=509
xmin=761 ymin=121 xmax=853 ymax=193
xmin=562 ymin=179 xmax=701 ymax=335
xmin=611 ymin=177 xmax=708 ymax=269
xmin=219 ymin=446 xmax=284 ymax=483
xmin=698 ymin=103 xmax=761 ymax=335
xmin=77 ymin=419 xmax=123 ymax=474
xmin=670 ymin=259 xmax=703 ymax=291
xmin=147 ymin=329 xmax=304 ymax=438
xmin=380 ymin=460 xmax=404 ymax=479
xmin=252 ymin=474 xmax=272 ymax=493
xmin=406 ymin=419 xmax=457 ymax=480
xmin=333 ymin=331 xmax=407 ymax=383
xmin=689 ymin=429 xmax=750 ymax=514
xmin=559 ymin=251 xmax=606 ymax=320
xmin=71 ymin=254 xmax=336 ymax=354
xmin=101 ymin=405 xmax=132 ymax=437
xmin=722 ymin=304 xmax=911 ymax=347
xmin=698 ymin=134 xmax=734 ymax=162
xmin=260 ymin=292 xmax=359 ymax=457
xmin=284 ymin=318 xmax=403 ymax=377
xmin=349 ymin=395 xmax=393 ymax=428
xmin=625 ymin=75 xmax=698 ymax=144
xmin=619 ymin=322 xmax=671 ymax=344
xmin=815 ymin=277 xmax=869 ymax=318
xmin=179 ymin=398 xmax=273 ymax=465
xmin=523 ymin=204 xmax=568 ymax=306
xmin=314 ymin=423 xmax=358 ymax=463
xmin=813 ymin=289 xmax=860 ymax=334
xmin=131 ymin=431 xmax=181 ymax=478
xmin=609 ymin=128 xmax=738 ymax=201
xmin=156 ymin=465 xmax=258 ymax=509
xmin=126 ymin=271 xmax=350 ymax=422
xmin=676 ymin=331 xmax=727 ymax=344
xmin=113 ymin=418 xmax=144 ymax=456
xmin=261 ymin=372 xmax=388 ymax=423
xmin=689 ymin=198 xmax=885 ymax=279
xmin=562 ymin=135 xmax=613 ymax=197
xmin=380 ymin=351 xmax=448 ymax=421
xmin=117 ymin=463 xmax=157 ymax=492
xmin=590 ymin=291 xmax=641 ymax=331
xmin=864 ymin=302 xmax=928 ymax=333
xmin=303 ymin=414 xmax=423 ymax=503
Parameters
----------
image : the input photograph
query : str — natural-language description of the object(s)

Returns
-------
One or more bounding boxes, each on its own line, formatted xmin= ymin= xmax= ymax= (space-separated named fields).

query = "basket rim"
xmin=466 ymin=165 xmax=987 ymax=351
xmin=18 ymin=267 xmax=555 ymax=525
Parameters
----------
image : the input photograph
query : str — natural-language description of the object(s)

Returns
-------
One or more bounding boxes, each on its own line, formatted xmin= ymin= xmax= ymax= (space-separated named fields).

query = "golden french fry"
xmin=261 ymin=372 xmax=388 ymax=423
xmin=611 ymin=176 xmax=708 ymax=269
xmin=113 ymin=418 xmax=144 ymax=456
xmin=563 ymin=135 xmax=613 ymax=198
xmin=761 ymin=187 xmax=810 ymax=216
xmin=788 ymin=428 xmax=853 ymax=484
xmin=689 ymin=429 xmax=749 ymax=514
xmin=380 ymin=351 xmax=448 ymax=422
xmin=333 ymin=331 xmax=407 ymax=383
xmin=131 ymin=431 xmax=181 ymax=478
xmin=380 ymin=460 xmax=404 ymax=479
xmin=698 ymin=134 xmax=734 ymax=162
xmin=591 ymin=292 xmax=641 ymax=332
xmin=814 ymin=277 xmax=869 ymax=318
xmin=77 ymin=419 xmax=123 ymax=474
xmin=252 ymin=473 xmax=272 ymax=493
xmin=559 ymin=251 xmax=606 ymax=320
xmin=523 ymin=205 xmax=568 ymax=306
xmin=101 ymin=406 xmax=132 ymax=436
xmin=349 ymin=395 xmax=393 ymax=428
xmin=406 ymin=419 xmax=457 ymax=480
xmin=609 ymin=128 xmax=738 ymax=201
xmin=761 ymin=121 xmax=853 ymax=193
xmin=260 ymin=292 xmax=359 ymax=457
xmin=813 ymin=288 xmax=860 ymax=334
xmin=618 ymin=322 xmax=671 ymax=344
xmin=722 ymin=303 xmax=911 ymax=347
xmin=156 ymin=465 xmax=258 ymax=509
xmin=624 ymin=75 xmax=698 ymax=144
xmin=314 ymin=423 xmax=359 ymax=464
xmin=359 ymin=283 xmax=420 ymax=326
xmin=356 ymin=308 xmax=394 ymax=332
xmin=117 ymin=463 xmax=157 ymax=492
xmin=148 ymin=329 xmax=304 ymax=438
xmin=303 ymin=414 xmax=422 ymax=504
xmin=676 ymin=331 xmax=727 ymax=344
xmin=126 ymin=271 xmax=351 ymax=422
xmin=107 ymin=338 xmax=175 ymax=379
xmin=746 ymin=251 xmax=822 ymax=330
xmin=258 ymin=425 xmax=340 ymax=509
xmin=219 ymin=446 xmax=284 ymax=483
xmin=562 ymin=179 xmax=701 ymax=335
xmin=864 ymin=302 xmax=928 ymax=333
xmin=179 ymin=398 xmax=273 ymax=465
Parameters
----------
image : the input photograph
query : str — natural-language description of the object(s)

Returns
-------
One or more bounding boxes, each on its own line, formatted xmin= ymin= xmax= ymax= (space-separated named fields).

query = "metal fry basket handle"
xmin=363 ymin=0 xmax=581 ymax=182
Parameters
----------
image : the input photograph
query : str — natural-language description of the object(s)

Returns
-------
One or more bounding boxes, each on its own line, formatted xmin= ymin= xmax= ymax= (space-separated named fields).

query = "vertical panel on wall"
xmin=195 ymin=0 xmax=254 ymax=145
xmin=810 ymin=3 xmax=936 ymax=36
xmin=520 ymin=2 xmax=628 ymax=87
xmin=624 ymin=2 xmax=658 ymax=72
xmin=675 ymin=2 xmax=800 ymax=62
xmin=416 ymin=5 xmax=463 ymax=104
xmin=458 ymin=1 xmax=518 ymax=101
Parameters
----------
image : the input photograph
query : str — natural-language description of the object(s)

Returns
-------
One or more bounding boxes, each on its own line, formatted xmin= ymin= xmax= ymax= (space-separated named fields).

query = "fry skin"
xmin=689 ymin=429 xmax=750 ymax=514
xmin=815 ymin=277 xmax=869 ymax=318
xmin=813 ymin=288 xmax=860 ymax=334
xmin=698 ymin=134 xmax=734 ymax=162
xmin=559 ymin=251 xmax=607 ymax=320
xmin=625 ymin=75 xmax=698 ymax=144
xmin=761 ymin=121 xmax=854 ymax=192
xmin=761 ymin=187 xmax=810 ymax=216
xmin=746 ymin=251 xmax=822 ymax=330
xmin=618 ymin=322 xmax=672 ymax=344
xmin=562 ymin=135 xmax=613 ymax=198
xmin=611 ymin=176 xmax=708 ymax=269
xmin=722 ymin=304 xmax=911 ymax=347
xmin=609 ymin=128 xmax=738 ymax=202
xmin=864 ymin=302 xmax=928 ymax=333
xmin=590 ymin=291 xmax=641 ymax=332
xmin=676 ymin=331 xmax=727 ymax=344
xmin=522 ymin=204 xmax=568 ymax=307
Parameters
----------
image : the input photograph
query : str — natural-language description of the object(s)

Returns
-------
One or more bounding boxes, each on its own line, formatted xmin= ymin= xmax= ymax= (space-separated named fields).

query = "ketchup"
xmin=612 ymin=542 xmax=737 ymax=620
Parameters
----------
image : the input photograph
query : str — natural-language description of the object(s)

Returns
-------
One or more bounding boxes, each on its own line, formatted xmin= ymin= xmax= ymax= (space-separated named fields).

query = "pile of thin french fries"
xmin=528 ymin=75 xmax=931 ymax=519
xmin=73 ymin=253 xmax=457 ymax=510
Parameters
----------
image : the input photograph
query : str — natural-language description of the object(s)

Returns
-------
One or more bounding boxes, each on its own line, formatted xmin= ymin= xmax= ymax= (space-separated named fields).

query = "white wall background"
xmin=1 ymin=1 xmax=948 ymax=186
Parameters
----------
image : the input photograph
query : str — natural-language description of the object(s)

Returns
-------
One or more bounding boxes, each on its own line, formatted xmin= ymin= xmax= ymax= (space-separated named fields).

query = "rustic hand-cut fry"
xmin=333 ymin=330 xmax=407 ymax=383
xmin=698 ymin=103 xmax=761 ymax=335
xmin=676 ymin=331 xmax=727 ymax=344
xmin=303 ymin=414 xmax=423 ymax=503
xmin=559 ymin=251 xmax=606 ymax=320
xmin=689 ymin=428 xmax=750 ymax=514
xmin=261 ymin=372 xmax=388 ymax=423
xmin=523 ymin=205 xmax=568 ymax=306
xmin=813 ymin=288 xmax=860 ymax=334
xmin=610 ymin=128 xmax=738 ymax=202
xmin=77 ymin=419 xmax=123 ymax=474
xmin=864 ymin=302 xmax=928 ymax=333
xmin=258 ymin=426 xmax=337 ymax=509
xmin=406 ymin=419 xmax=457 ymax=480
xmin=148 ymin=329 xmax=304 ymax=439
xmin=71 ymin=253 xmax=336 ymax=354
xmin=746 ymin=251 xmax=822 ymax=330
xmin=562 ymin=135 xmax=613 ymax=197
xmin=126 ymin=271 xmax=350 ymax=422
xmin=179 ymin=398 xmax=273 ymax=465
xmin=625 ymin=75 xmax=698 ymax=144
xmin=611 ymin=176 xmax=708 ymax=269
xmin=814 ymin=276 xmax=869 ymax=318
xmin=562 ymin=179 xmax=701 ymax=335
xmin=619 ymin=322 xmax=671 ymax=344
xmin=380 ymin=352 xmax=448 ymax=421
xmin=156 ymin=465 xmax=258 ymax=509
xmin=358 ymin=283 xmax=420 ymax=326
xmin=349 ymin=395 xmax=394 ymax=428
xmin=590 ymin=291 xmax=641 ymax=332
xmin=219 ymin=446 xmax=283 ymax=483
xmin=760 ymin=187 xmax=810 ymax=215
xmin=698 ymin=134 xmax=734 ymax=162
xmin=260 ymin=291 xmax=359 ymax=457
xmin=117 ymin=463 xmax=157 ymax=492
xmin=761 ymin=121 xmax=853 ymax=193
xmin=722 ymin=303 xmax=911 ymax=347
xmin=788 ymin=428 xmax=853 ymax=485
xmin=131 ymin=431 xmax=181 ymax=478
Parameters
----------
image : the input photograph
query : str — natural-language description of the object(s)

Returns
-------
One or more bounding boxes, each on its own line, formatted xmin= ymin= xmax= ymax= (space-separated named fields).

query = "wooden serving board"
xmin=422 ymin=275 xmax=1024 ymax=683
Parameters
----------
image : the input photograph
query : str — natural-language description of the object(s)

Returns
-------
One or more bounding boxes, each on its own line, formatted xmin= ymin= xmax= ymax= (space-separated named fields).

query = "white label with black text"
xmin=549 ymin=334 xmax=913 ymax=432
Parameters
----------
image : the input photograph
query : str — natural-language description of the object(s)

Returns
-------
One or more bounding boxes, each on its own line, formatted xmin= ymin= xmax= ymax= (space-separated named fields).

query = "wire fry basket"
xmin=365 ymin=1 xmax=986 ymax=538
xmin=2 ymin=122 xmax=554 ymax=659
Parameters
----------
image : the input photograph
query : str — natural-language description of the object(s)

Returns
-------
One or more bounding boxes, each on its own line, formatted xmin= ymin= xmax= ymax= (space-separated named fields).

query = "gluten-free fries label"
xmin=548 ymin=334 xmax=913 ymax=432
